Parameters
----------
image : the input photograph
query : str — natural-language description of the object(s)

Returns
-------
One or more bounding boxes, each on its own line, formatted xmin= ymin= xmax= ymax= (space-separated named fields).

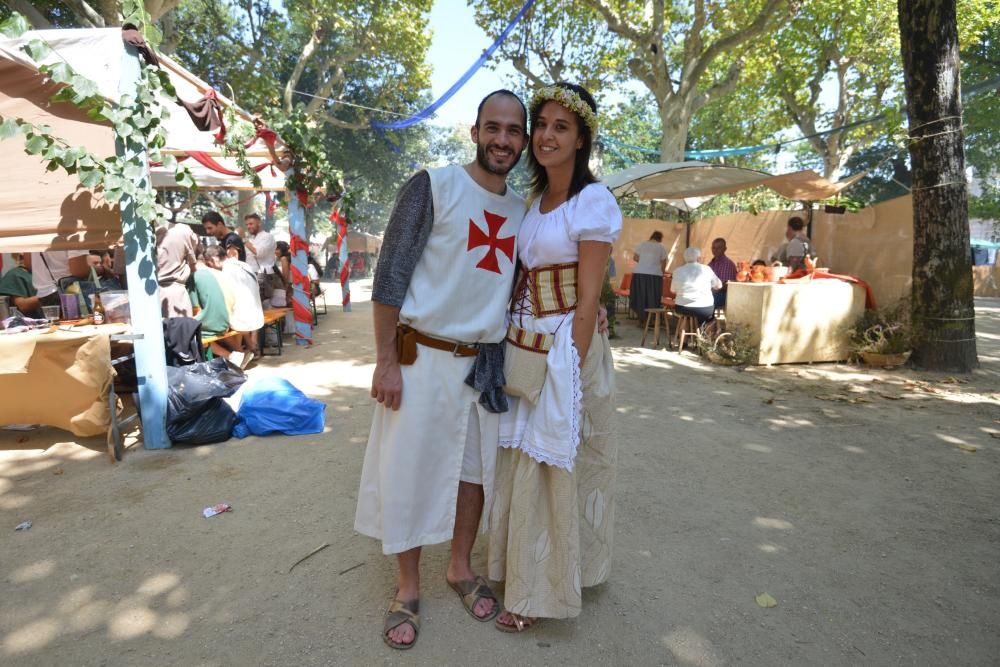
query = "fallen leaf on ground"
xmin=755 ymin=592 xmax=778 ymax=608
xmin=763 ymin=398 xmax=774 ymax=405
xmin=989 ymin=433 xmax=1000 ymax=440
xmin=878 ymin=393 xmax=903 ymax=400
xmin=941 ymin=377 xmax=967 ymax=385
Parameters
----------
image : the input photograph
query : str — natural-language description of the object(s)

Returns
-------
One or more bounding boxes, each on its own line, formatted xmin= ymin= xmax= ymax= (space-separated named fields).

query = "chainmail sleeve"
xmin=371 ymin=171 xmax=434 ymax=308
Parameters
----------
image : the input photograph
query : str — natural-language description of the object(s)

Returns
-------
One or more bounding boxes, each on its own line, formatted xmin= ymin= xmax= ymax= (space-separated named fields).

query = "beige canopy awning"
xmin=0 ymin=28 xmax=286 ymax=252
xmin=0 ymin=51 xmax=121 ymax=252
xmin=602 ymin=162 xmax=864 ymax=204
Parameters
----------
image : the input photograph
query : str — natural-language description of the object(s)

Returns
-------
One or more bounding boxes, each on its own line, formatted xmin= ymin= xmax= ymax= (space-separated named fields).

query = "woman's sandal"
xmin=383 ymin=597 xmax=420 ymax=650
xmin=494 ymin=609 xmax=541 ymax=633
xmin=448 ymin=576 xmax=500 ymax=622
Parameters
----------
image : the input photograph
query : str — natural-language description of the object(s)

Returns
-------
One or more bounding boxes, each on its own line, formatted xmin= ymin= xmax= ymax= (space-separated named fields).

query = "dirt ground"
xmin=2 ymin=281 xmax=998 ymax=667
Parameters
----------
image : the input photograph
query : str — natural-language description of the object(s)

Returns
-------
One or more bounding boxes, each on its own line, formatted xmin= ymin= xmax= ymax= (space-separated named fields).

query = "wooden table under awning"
xmin=0 ymin=324 xmax=128 ymax=436
xmin=726 ymin=281 xmax=866 ymax=365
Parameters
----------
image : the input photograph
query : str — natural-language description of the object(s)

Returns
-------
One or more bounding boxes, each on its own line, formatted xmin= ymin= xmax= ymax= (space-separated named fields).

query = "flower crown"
xmin=530 ymin=86 xmax=598 ymax=135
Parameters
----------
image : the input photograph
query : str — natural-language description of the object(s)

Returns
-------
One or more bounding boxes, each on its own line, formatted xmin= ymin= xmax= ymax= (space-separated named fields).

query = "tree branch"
xmin=63 ymin=0 xmax=107 ymax=27
xmin=691 ymin=58 xmax=742 ymax=112
xmin=686 ymin=0 xmax=786 ymax=90
xmin=511 ymin=54 xmax=548 ymax=88
xmin=145 ymin=0 xmax=182 ymax=22
xmin=283 ymin=21 xmax=323 ymax=112
xmin=583 ymin=0 xmax=646 ymax=43
xmin=4 ymin=0 xmax=51 ymax=28
xmin=318 ymin=113 xmax=370 ymax=130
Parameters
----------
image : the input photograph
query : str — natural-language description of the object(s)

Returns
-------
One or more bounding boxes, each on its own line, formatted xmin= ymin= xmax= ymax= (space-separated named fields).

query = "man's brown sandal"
xmin=448 ymin=576 xmax=499 ymax=622
xmin=383 ymin=597 xmax=420 ymax=650
xmin=495 ymin=609 xmax=540 ymax=633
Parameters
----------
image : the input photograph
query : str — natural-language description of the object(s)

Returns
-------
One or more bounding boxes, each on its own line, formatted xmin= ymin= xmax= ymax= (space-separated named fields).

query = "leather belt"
xmin=399 ymin=325 xmax=479 ymax=357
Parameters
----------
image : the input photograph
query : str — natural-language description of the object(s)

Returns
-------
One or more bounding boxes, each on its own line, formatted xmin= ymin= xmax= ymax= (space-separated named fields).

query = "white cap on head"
xmin=683 ymin=247 xmax=701 ymax=263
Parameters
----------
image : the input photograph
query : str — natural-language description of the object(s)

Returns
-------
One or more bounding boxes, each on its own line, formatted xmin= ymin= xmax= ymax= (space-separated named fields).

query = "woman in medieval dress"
xmin=488 ymin=82 xmax=621 ymax=631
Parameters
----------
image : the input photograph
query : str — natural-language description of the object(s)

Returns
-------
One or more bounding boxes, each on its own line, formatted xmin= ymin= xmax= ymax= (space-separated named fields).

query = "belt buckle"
xmin=453 ymin=341 xmax=476 ymax=357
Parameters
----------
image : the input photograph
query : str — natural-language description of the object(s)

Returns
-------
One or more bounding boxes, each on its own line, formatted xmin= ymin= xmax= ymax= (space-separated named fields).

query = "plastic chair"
xmin=661 ymin=272 xmax=676 ymax=307
xmin=612 ymin=272 xmax=633 ymax=315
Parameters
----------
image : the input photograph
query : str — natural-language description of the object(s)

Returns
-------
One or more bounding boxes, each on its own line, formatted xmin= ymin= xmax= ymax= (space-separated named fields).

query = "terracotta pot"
xmin=736 ymin=261 xmax=751 ymax=282
xmin=860 ymin=351 xmax=911 ymax=368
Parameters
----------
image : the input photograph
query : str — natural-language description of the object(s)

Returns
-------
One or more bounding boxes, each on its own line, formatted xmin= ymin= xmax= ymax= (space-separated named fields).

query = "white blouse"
xmin=518 ymin=183 xmax=622 ymax=268
xmin=671 ymin=262 xmax=722 ymax=308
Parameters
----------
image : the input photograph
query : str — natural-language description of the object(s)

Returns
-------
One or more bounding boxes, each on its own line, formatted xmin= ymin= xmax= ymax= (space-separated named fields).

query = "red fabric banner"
xmin=186 ymin=151 xmax=272 ymax=176
xmin=779 ymin=270 xmax=878 ymax=310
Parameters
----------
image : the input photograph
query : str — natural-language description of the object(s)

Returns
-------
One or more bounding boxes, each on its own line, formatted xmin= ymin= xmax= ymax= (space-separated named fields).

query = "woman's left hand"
xmin=597 ymin=305 xmax=609 ymax=335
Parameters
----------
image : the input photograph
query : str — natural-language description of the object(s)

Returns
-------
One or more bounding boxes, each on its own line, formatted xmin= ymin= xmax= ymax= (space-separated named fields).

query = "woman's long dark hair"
xmin=526 ymin=82 xmax=599 ymax=201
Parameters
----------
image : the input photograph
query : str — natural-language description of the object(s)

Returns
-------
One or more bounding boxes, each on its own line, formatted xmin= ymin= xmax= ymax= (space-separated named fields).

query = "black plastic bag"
xmin=166 ymin=398 xmax=237 ymax=445
xmin=166 ymin=358 xmax=245 ymax=423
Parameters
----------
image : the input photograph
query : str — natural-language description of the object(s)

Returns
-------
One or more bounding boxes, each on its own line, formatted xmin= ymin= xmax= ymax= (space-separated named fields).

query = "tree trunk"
xmin=898 ymin=0 xmax=977 ymax=371
xmin=237 ymin=196 xmax=255 ymax=234
xmin=658 ymin=105 xmax=688 ymax=163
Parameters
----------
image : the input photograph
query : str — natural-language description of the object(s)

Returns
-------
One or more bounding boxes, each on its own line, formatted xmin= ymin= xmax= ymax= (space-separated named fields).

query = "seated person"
xmin=214 ymin=244 xmax=264 ymax=360
xmin=671 ymin=247 xmax=722 ymax=325
xmin=752 ymin=259 xmax=767 ymax=267
xmin=189 ymin=245 xmax=251 ymax=368
xmin=307 ymin=252 xmax=322 ymax=297
xmin=707 ymin=237 xmax=737 ymax=309
xmin=0 ymin=253 xmax=43 ymax=319
xmin=31 ymin=250 xmax=90 ymax=308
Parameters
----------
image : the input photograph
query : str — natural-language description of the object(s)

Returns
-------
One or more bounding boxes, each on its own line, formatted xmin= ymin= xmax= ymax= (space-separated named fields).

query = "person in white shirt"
xmin=671 ymin=246 xmax=722 ymax=324
xmin=211 ymin=248 xmax=264 ymax=364
xmin=241 ymin=213 xmax=276 ymax=306
xmin=629 ymin=231 xmax=668 ymax=323
xmin=31 ymin=250 xmax=90 ymax=306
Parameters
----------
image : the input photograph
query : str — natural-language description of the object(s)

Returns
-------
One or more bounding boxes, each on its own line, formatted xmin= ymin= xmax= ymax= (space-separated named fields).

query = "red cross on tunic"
xmin=467 ymin=210 xmax=515 ymax=274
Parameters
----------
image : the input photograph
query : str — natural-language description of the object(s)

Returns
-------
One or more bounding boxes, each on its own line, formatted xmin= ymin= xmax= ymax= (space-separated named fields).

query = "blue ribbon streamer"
xmin=371 ymin=0 xmax=537 ymax=129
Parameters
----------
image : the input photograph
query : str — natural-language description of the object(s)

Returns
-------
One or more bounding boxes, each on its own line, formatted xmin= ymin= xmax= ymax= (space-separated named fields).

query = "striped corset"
xmin=512 ymin=262 xmax=578 ymax=319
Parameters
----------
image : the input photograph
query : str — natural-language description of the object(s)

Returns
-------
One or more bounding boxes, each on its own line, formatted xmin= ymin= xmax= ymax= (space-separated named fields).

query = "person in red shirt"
xmin=707 ymin=237 xmax=737 ymax=308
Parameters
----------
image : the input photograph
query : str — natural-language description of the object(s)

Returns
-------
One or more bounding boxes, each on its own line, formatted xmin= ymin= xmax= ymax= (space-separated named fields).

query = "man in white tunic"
xmin=354 ymin=91 xmax=528 ymax=649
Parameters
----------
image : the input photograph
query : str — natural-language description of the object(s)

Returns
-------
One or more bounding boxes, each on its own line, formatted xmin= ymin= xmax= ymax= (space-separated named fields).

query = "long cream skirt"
xmin=487 ymin=332 xmax=616 ymax=619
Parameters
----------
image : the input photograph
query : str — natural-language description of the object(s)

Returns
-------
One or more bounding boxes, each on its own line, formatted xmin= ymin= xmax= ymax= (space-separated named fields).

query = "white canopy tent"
xmin=602 ymin=162 xmax=865 ymax=206
xmin=0 ymin=27 xmax=284 ymax=252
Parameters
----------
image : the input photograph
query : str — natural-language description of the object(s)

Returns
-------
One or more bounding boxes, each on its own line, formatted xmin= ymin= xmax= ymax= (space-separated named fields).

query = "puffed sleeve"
xmin=568 ymin=184 xmax=623 ymax=243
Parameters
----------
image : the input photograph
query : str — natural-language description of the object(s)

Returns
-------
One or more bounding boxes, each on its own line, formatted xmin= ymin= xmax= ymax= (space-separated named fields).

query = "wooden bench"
xmin=258 ymin=307 xmax=291 ymax=357
xmin=201 ymin=308 xmax=292 ymax=359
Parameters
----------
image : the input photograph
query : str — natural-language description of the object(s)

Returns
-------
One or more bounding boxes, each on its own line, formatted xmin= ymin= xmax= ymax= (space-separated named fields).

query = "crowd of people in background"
xmin=0 ymin=210 xmax=373 ymax=370
xmin=626 ymin=217 xmax=813 ymax=332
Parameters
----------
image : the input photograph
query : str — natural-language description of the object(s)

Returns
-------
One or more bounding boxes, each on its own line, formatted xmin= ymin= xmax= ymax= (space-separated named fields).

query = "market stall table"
xmin=0 ymin=323 xmax=128 ymax=441
xmin=725 ymin=280 xmax=866 ymax=364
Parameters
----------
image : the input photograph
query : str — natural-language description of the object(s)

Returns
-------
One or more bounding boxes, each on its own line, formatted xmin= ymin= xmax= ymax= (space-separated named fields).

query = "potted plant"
xmin=847 ymin=302 xmax=913 ymax=368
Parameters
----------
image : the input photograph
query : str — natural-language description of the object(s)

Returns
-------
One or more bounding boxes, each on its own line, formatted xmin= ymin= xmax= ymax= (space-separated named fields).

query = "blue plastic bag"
xmin=232 ymin=377 xmax=326 ymax=438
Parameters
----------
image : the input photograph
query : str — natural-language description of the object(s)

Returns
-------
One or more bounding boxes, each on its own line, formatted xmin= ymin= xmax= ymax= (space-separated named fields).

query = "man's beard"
xmin=476 ymin=142 xmax=521 ymax=176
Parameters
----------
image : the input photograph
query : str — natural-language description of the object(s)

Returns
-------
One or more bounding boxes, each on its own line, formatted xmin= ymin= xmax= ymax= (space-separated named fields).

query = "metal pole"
xmin=118 ymin=43 xmax=170 ymax=449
